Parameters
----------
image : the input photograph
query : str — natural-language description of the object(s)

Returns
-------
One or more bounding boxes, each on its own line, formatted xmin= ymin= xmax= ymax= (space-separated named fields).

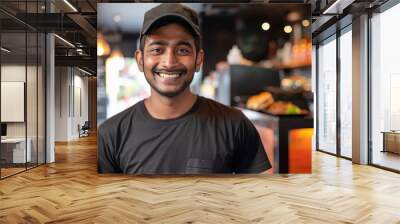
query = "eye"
xmin=176 ymin=47 xmax=191 ymax=55
xmin=150 ymin=48 xmax=163 ymax=55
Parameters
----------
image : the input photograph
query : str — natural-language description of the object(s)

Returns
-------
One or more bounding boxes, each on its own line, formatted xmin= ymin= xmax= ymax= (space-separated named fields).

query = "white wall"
xmin=73 ymin=73 xmax=89 ymax=137
xmin=1 ymin=65 xmax=37 ymax=138
xmin=55 ymin=67 xmax=89 ymax=141
xmin=55 ymin=66 xmax=69 ymax=141
xmin=1 ymin=65 xmax=26 ymax=141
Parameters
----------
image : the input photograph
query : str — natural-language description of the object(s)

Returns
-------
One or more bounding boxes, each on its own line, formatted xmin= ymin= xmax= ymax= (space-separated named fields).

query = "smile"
xmin=154 ymin=71 xmax=183 ymax=79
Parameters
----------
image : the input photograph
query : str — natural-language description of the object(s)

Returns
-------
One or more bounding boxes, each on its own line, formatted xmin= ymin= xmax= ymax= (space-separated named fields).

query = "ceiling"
xmin=0 ymin=0 xmax=98 ymax=73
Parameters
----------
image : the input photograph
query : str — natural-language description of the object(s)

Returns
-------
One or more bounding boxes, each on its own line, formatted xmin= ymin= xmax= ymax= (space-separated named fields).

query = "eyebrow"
xmin=175 ymin=40 xmax=193 ymax=49
xmin=147 ymin=40 xmax=167 ymax=47
xmin=147 ymin=40 xmax=194 ymax=49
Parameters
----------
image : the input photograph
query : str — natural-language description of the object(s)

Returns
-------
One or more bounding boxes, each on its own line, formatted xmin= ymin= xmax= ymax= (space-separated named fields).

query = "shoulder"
xmin=202 ymin=97 xmax=244 ymax=119
xmin=199 ymin=96 xmax=244 ymax=121
xmin=97 ymin=101 xmax=142 ymax=137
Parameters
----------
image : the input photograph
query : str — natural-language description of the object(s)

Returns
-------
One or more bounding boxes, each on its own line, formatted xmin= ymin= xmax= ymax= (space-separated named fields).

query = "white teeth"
xmin=159 ymin=73 xmax=180 ymax=78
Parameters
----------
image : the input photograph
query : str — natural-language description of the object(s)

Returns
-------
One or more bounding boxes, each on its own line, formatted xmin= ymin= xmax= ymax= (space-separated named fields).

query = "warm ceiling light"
xmin=1 ymin=47 xmax=11 ymax=53
xmin=284 ymin=25 xmax=293 ymax=34
xmin=97 ymin=33 xmax=110 ymax=56
xmin=287 ymin=11 xmax=301 ymax=22
xmin=261 ymin=22 xmax=270 ymax=31
xmin=110 ymin=50 xmax=124 ymax=60
xmin=302 ymin=19 xmax=310 ymax=27
xmin=63 ymin=0 xmax=78 ymax=12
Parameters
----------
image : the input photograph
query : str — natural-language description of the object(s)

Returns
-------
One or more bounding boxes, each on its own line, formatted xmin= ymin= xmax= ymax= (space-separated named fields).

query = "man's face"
xmin=135 ymin=22 xmax=204 ymax=98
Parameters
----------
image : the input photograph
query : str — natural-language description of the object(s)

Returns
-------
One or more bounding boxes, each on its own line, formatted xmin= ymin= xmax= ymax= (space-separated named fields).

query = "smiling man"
xmin=97 ymin=3 xmax=271 ymax=174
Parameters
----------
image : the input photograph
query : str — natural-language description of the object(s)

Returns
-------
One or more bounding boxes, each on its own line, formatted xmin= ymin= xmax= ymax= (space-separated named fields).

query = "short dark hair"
xmin=139 ymin=17 xmax=202 ymax=53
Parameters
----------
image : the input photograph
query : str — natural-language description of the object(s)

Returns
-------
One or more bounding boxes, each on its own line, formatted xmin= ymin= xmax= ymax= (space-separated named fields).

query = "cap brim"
xmin=141 ymin=13 xmax=200 ymax=37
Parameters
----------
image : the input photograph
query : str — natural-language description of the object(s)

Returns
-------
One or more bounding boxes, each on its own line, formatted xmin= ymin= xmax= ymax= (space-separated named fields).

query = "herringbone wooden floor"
xmin=1 ymin=135 xmax=400 ymax=224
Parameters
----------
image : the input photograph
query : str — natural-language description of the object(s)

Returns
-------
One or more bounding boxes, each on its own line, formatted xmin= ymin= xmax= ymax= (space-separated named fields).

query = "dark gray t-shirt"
xmin=97 ymin=96 xmax=271 ymax=174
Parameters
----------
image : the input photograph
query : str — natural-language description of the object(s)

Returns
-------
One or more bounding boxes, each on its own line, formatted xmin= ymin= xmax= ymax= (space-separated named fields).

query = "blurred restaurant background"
xmin=97 ymin=3 xmax=313 ymax=174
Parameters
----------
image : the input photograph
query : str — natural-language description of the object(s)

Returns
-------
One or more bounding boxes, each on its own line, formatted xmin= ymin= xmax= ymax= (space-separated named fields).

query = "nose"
xmin=160 ymin=48 xmax=179 ymax=69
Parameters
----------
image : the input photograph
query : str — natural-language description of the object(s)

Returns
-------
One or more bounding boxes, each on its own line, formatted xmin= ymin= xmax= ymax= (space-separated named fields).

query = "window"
xmin=317 ymin=36 xmax=337 ymax=154
xmin=339 ymin=28 xmax=352 ymax=158
xmin=370 ymin=2 xmax=400 ymax=171
xmin=0 ymin=1 xmax=46 ymax=179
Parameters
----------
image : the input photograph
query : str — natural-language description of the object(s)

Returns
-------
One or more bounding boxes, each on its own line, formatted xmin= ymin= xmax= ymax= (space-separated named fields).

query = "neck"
xmin=144 ymin=88 xmax=197 ymax=120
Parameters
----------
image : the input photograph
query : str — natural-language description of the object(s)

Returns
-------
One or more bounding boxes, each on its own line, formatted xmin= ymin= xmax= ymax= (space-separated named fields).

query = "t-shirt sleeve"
xmin=97 ymin=125 xmax=122 ymax=173
xmin=233 ymin=113 xmax=272 ymax=173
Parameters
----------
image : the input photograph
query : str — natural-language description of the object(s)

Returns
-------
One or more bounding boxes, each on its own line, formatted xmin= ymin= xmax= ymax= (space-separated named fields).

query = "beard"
xmin=143 ymin=65 xmax=193 ymax=98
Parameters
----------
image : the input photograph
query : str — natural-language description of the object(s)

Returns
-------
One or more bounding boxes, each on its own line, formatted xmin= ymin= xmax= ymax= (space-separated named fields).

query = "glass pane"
xmin=317 ymin=37 xmax=337 ymax=154
xmin=26 ymin=0 xmax=39 ymax=169
xmin=339 ymin=29 xmax=352 ymax=158
xmin=38 ymin=33 xmax=45 ymax=165
xmin=27 ymin=31 xmax=38 ymax=169
xmin=371 ymin=3 xmax=400 ymax=171
xmin=1 ymin=30 xmax=27 ymax=177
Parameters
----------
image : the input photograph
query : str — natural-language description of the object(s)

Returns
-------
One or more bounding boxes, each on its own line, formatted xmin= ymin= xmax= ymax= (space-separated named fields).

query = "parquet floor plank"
xmin=0 ymin=135 xmax=399 ymax=223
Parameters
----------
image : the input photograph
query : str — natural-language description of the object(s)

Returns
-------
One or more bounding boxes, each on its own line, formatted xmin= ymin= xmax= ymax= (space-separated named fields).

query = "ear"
xmin=135 ymin=50 xmax=144 ymax=72
xmin=195 ymin=49 xmax=204 ymax=72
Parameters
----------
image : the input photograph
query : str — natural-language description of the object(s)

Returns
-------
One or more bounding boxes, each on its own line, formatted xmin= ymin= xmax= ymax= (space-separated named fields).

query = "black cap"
xmin=140 ymin=3 xmax=201 ymax=38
